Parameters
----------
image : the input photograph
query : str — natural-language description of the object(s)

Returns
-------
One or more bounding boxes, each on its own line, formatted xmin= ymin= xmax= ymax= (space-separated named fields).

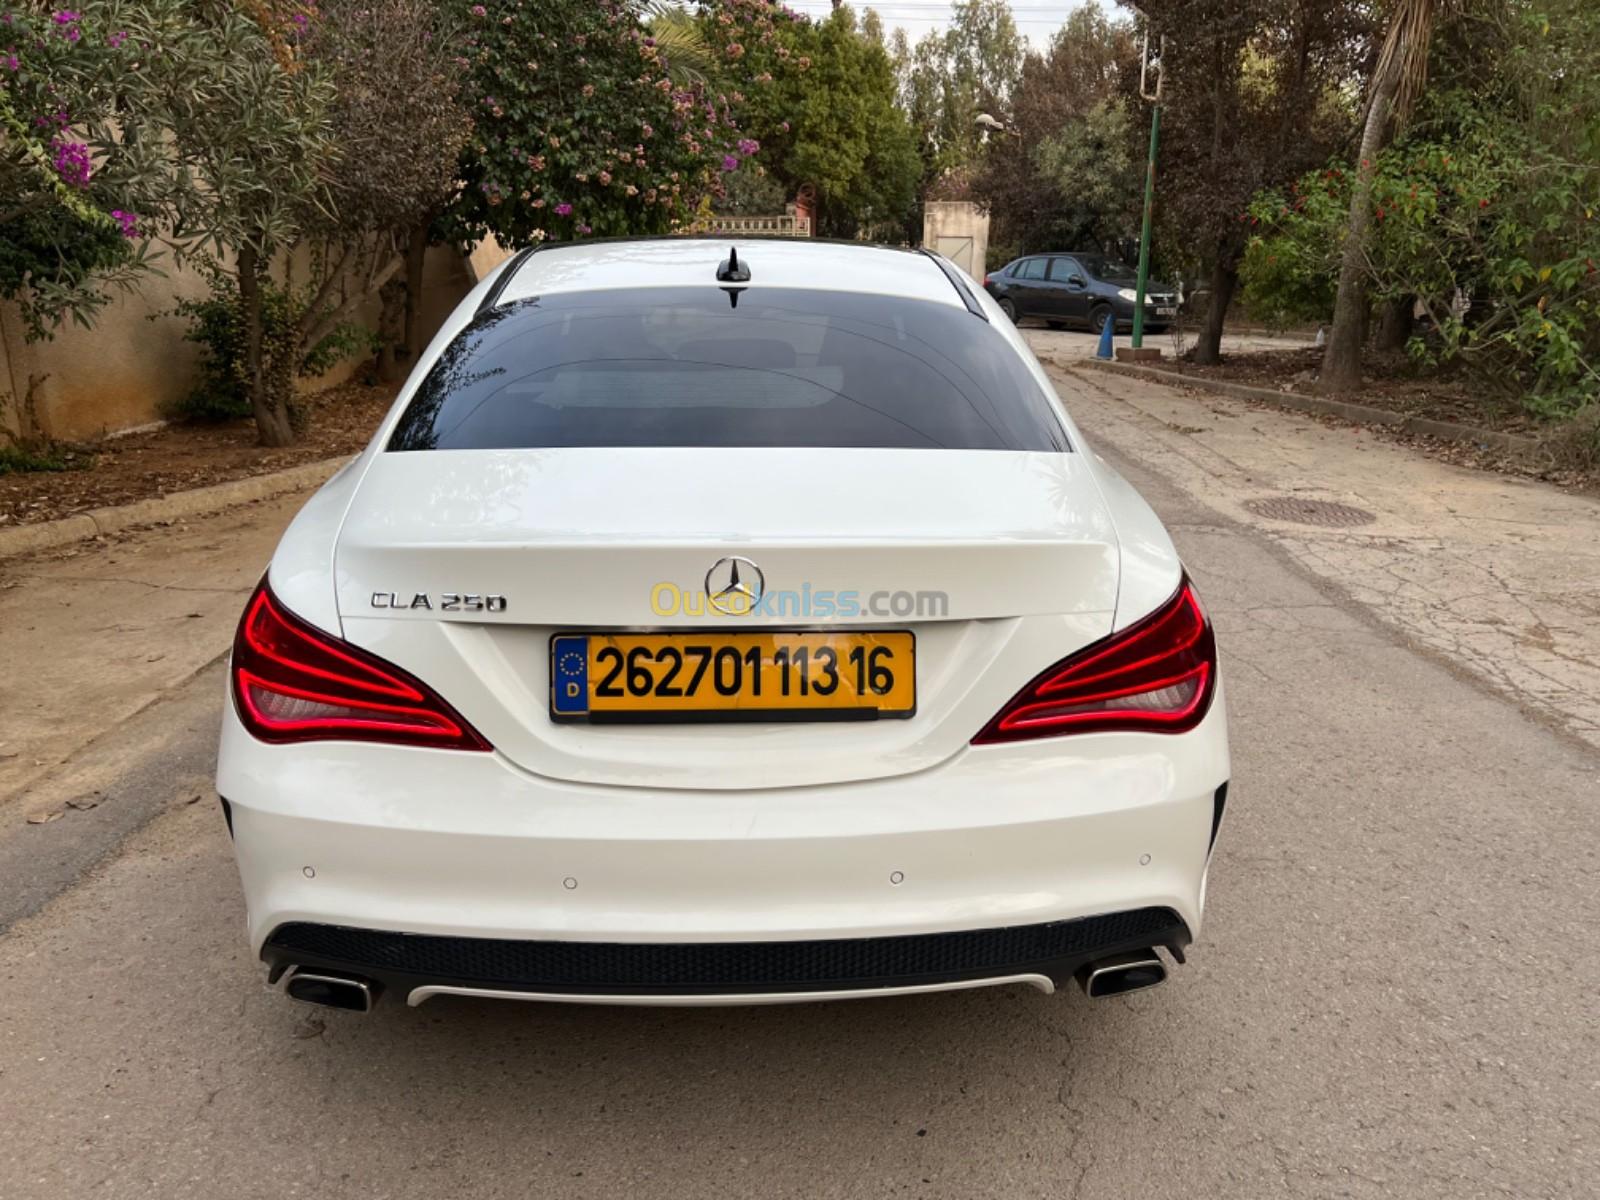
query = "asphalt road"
xmin=1 ymin=385 xmax=1596 ymax=1198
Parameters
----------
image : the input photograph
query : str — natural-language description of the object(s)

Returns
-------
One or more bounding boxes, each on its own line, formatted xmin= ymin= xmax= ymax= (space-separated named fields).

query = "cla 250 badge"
xmin=371 ymin=591 xmax=507 ymax=613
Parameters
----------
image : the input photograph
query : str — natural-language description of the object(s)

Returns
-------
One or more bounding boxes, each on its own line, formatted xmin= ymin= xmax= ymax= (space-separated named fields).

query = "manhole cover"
xmin=1243 ymin=496 xmax=1376 ymax=528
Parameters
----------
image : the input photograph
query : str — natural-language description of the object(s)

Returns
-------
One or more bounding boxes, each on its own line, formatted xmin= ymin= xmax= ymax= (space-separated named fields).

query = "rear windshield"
xmin=1078 ymin=255 xmax=1138 ymax=285
xmin=387 ymin=287 xmax=1068 ymax=452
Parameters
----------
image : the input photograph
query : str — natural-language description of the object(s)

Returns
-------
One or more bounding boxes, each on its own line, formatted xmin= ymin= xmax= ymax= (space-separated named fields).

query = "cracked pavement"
xmin=1 ymin=356 xmax=1597 ymax=1198
xmin=1029 ymin=329 xmax=1600 ymax=753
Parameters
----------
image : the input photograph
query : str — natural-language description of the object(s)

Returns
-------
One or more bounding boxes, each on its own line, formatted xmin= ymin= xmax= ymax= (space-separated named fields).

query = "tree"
xmin=0 ymin=1 xmax=188 ymax=345
xmin=300 ymin=0 xmax=471 ymax=382
xmin=160 ymin=0 xmax=468 ymax=446
xmin=700 ymin=3 xmax=920 ymax=239
xmin=972 ymin=4 xmax=1137 ymax=264
xmin=442 ymin=0 xmax=745 ymax=250
xmin=1032 ymin=100 xmax=1141 ymax=250
xmin=897 ymin=0 xmax=1022 ymax=184
xmin=1245 ymin=0 xmax=1600 ymax=416
xmin=1131 ymin=0 xmax=1370 ymax=363
xmin=1319 ymin=0 xmax=1450 ymax=391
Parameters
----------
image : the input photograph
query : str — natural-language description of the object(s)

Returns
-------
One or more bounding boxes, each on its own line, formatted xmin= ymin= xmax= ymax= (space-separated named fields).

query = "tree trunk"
xmin=1192 ymin=257 xmax=1238 ymax=366
xmin=401 ymin=221 xmax=429 ymax=365
xmin=238 ymin=244 xmax=295 ymax=448
xmin=1320 ymin=65 xmax=1400 ymax=392
xmin=373 ymin=276 xmax=407 ymax=383
xmin=1375 ymin=295 xmax=1413 ymax=353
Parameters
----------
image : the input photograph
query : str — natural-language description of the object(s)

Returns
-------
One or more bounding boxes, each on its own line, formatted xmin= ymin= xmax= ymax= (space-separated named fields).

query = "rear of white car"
xmin=216 ymin=239 xmax=1229 ymax=1012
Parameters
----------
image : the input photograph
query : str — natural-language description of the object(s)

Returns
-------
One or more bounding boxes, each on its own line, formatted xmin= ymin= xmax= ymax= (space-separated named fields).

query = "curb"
xmin=1072 ymin=358 xmax=1539 ymax=456
xmin=0 ymin=456 xmax=349 ymax=561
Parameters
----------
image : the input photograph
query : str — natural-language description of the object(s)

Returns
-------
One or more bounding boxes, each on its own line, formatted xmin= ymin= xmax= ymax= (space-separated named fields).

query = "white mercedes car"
xmin=217 ymin=238 xmax=1230 ymax=1013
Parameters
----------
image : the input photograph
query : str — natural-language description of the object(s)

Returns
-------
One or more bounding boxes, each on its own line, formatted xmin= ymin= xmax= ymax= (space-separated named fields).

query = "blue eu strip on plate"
xmin=550 ymin=635 xmax=589 ymax=716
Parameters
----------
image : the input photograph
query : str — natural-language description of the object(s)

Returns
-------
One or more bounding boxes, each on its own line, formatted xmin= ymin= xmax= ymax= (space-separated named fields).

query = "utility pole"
xmin=1131 ymin=15 xmax=1165 ymax=353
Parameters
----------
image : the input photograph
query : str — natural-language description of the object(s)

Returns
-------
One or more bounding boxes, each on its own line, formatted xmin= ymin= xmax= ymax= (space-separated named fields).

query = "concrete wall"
xmin=0 ymin=245 xmax=475 ymax=443
xmin=922 ymin=201 xmax=991 ymax=280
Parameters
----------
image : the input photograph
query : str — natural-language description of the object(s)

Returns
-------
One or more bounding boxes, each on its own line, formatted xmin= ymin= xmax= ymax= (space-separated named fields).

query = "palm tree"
xmin=1319 ymin=0 xmax=1447 ymax=391
xmin=642 ymin=2 xmax=716 ymax=87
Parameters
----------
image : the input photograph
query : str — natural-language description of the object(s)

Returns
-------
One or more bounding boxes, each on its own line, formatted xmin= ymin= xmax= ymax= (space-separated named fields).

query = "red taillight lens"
xmin=973 ymin=577 xmax=1217 ymax=744
xmin=231 ymin=581 xmax=490 ymax=751
xmin=982 ymin=274 xmax=991 ymax=287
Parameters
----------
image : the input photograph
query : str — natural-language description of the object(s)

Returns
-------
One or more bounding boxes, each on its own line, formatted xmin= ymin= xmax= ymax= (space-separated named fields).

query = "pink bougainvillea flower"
xmin=51 ymin=138 xmax=92 ymax=188
xmin=555 ymin=202 xmax=573 ymax=216
xmin=110 ymin=209 xmax=140 ymax=238
xmin=721 ymin=154 xmax=738 ymax=172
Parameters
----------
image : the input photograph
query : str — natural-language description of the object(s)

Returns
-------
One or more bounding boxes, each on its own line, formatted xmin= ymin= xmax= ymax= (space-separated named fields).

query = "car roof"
xmin=492 ymin=237 xmax=969 ymax=309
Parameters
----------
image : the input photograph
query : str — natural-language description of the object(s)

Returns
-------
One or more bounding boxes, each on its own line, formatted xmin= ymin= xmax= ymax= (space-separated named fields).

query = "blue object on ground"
xmin=1096 ymin=318 xmax=1115 ymax=359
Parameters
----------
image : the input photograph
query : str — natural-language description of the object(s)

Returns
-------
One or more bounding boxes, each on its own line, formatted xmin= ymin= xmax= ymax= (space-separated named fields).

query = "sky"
xmin=782 ymin=1 xmax=1098 ymax=48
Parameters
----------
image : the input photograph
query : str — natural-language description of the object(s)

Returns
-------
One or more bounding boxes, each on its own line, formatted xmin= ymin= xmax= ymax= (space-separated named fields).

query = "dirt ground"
xmin=1165 ymin=345 xmax=1543 ymax=435
xmin=0 ymin=380 xmax=400 ymax=527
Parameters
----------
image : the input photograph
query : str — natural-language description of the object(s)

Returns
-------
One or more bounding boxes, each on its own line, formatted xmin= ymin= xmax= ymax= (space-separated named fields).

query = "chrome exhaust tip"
xmin=284 ymin=968 xmax=378 ymax=1013
xmin=1076 ymin=951 xmax=1168 ymax=999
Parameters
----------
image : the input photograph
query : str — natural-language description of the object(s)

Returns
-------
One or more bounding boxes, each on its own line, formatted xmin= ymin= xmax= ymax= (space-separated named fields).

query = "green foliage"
xmin=156 ymin=1 xmax=464 ymax=445
xmin=0 ymin=443 xmax=84 ymax=475
xmin=1031 ymin=98 xmax=1140 ymax=249
xmin=1240 ymin=169 xmax=1347 ymax=325
xmin=157 ymin=10 xmax=338 ymax=268
xmin=0 ymin=1 xmax=192 ymax=339
xmin=1135 ymin=0 xmax=1369 ymax=306
xmin=714 ymin=159 xmax=787 ymax=215
xmin=898 ymin=0 xmax=1023 ymax=182
xmin=700 ymin=2 xmax=920 ymax=239
xmin=170 ymin=273 xmax=375 ymax=424
xmin=973 ymin=4 xmax=1137 ymax=261
xmin=1243 ymin=2 xmax=1600 ymax=416
xmin=442 ymin=0 xmax=744 ymax=247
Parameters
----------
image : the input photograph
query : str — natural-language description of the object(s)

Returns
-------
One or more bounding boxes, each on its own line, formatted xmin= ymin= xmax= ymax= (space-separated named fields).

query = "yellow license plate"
xmin=550 ymin=631 xmax=915 ymax=721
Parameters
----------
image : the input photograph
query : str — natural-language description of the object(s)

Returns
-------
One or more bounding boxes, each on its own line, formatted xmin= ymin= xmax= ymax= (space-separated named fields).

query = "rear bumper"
xmin=218 ymin=696 xmax=1229 ymax=1003
xmin=262 ymin=908 xmax=1192 ymax=1005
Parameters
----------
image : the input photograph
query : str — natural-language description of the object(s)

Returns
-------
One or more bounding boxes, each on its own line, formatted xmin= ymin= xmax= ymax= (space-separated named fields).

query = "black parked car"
xmin=983 ymin=253 xmax=1180 ymax=334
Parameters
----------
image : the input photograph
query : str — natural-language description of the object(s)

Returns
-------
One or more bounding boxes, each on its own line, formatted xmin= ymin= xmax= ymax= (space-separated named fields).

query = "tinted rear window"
xmin=388 ymin=287 xmax=1068 ymax=453
xmin=1078 ymin=254 xmax=1138 ymax=285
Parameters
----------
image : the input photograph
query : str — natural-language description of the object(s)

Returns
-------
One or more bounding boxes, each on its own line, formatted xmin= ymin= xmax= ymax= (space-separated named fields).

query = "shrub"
xmin=0 ymin=444 xmax=74 ymax=476
xmin=442 ymin=0 xmax=746 ymax=247
xmin=170 ymin=274 xmax=375 ymax=424
xmin=0 ymin=0 xmax=185 ymax=340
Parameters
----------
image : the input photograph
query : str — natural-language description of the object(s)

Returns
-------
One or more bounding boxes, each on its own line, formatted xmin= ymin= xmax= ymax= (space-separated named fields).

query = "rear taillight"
xmin=973 ymin=577 xmax=1216 ymax=744
xmin=230 ymin=581 xmax=490 ymax=750
xmin=982 ymin=274 xmax=991 ymax=287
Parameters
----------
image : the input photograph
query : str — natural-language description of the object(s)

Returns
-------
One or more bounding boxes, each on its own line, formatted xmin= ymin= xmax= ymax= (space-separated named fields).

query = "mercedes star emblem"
xmin=705 ymin=556 xmax=765 ymax=616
